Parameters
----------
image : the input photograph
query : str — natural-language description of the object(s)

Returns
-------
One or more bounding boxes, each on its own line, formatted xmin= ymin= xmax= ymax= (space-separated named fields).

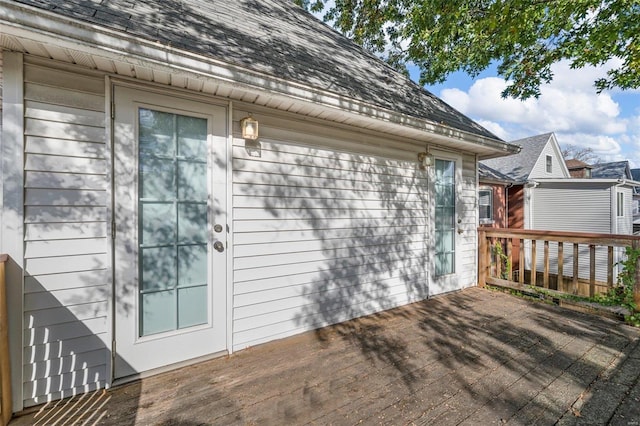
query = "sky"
xmin=410 ymin=61 xmax=640 ymax=168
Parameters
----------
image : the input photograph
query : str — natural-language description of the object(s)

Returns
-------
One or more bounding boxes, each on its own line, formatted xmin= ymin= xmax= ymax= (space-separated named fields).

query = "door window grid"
xmin=138 ymin=108 xmax=209 ymax=336
xmin=434 ymin=159 xmax=455 ymax=276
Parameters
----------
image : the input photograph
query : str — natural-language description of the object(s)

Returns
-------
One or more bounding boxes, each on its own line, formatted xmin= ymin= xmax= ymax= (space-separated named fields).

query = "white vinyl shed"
xmin=0 ymin=0 xmax=518 ymax=413
xmin=526 ymin=179 xmax=638 ymax=282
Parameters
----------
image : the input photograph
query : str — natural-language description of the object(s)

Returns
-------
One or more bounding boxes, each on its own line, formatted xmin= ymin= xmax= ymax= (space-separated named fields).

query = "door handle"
xmin=213 ymin=241 xmax=225 ymax=252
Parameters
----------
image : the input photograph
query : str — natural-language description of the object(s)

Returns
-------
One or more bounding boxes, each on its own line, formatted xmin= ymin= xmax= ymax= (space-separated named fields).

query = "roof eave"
xmin=0 ymin=0 xmax=517 ymax=157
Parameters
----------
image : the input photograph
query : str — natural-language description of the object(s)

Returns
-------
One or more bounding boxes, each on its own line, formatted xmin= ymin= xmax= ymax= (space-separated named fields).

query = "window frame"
xmin=617 ymin=192 xmax=624 ymax=217
xmin=478 ymin=187 xmax=493 ymax=224
xmin=545 ymin=155 xmax=553 ymax=173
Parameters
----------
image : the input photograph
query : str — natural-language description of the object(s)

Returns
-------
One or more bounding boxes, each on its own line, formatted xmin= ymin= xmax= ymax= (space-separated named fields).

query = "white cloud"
xmin=437 ymin=61 xmax=640 ymax=167
xmin=474 ymin=120 xmax=508 ymax=140
xmin=440 ymin=88 xmax=470 ymax=113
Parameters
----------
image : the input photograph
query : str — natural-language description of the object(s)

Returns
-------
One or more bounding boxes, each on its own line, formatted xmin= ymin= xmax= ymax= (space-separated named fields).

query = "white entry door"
xmin=430 ymin=155 xmax=462 ymax=295
xmin=113 ymin=86 xmax=227 ymax=379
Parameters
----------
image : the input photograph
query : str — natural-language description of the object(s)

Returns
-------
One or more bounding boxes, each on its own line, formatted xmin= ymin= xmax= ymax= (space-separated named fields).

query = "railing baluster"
xmin=543 ymin=240 xmax=549 ymax=289
xmin=573 ymin=243 xmax=579 ymax=295
xmin=496 ymin=238 xmax=502 ymax=279
xmin=589 ymin=244 xmax=596 ymax=297
xmin=519 ymin=238 xmax=524 ymax=284
xmin=558 ymin=242 xmax=564 ymax=292
xmin=633 ymin=240 xmax=640 ymax=310
xmin=489 ymin=237 xmax=495 ymax=277
xmin=507 ymin=238 xmax=513 ymax=282
xmin=478 ymin=230 xmax=486 ymax=287
xmin=607 ymin=246 xmax=614 ymax=289
xmin=531 ymin=240 xmax=537 ymax=286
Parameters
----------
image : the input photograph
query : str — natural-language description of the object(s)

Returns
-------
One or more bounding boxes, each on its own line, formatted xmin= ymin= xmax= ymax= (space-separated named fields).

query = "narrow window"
xmin=617 ymin=192 xmax=624 ymax=217
xmin=546 ymin=155 xmax=552 ymax=173
xmin=478 ymin=189 xmax=493 ymax=223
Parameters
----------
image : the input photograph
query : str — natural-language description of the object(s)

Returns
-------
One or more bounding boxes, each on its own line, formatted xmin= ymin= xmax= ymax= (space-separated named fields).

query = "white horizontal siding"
xmin=529 ymin=139 xmax=567 ymax=179
xmin=22 ymin=62 xmax=109 ymax=407
xmin=531 ymin=183 xmax=611 ymax=233
xmin=232 ymin=130 xmax=430 ymax=351
xmin=530 ymin=183 xmax=615 ymax=282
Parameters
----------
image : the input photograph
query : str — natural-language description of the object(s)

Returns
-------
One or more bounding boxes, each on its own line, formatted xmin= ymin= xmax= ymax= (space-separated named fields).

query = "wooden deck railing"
xmin=0 ymin=254 xmax=11 ymax=426
xmin=478 ymin=228 xmax=640 ymax=309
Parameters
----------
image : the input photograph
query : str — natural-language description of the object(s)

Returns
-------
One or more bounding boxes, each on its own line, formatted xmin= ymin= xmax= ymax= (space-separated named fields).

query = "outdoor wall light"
xmin=240 ymin=115 xmax=259 ymax=140
xmin=417 ymin=152 xmax=433 ymax=168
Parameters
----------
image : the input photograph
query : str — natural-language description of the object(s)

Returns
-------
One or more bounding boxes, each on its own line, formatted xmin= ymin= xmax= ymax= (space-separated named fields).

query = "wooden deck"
xmin=10 ymin=288 xmax=640 ymax=425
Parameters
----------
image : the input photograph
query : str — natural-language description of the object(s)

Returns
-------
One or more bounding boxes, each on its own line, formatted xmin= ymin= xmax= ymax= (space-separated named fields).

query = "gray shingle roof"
xmin=13 ymin=0 xmax=500 ymax=141
xmin=629 ymin=168 xmax=640 ymax=182
xmin=480 ymin=133 xmax=553 ymax=182
xmin=591 ymin=161 xmax=631 ymax=179
xmin=565 ymin=159 xmax=592 ymax=170
xmin=478 ymin=163 xmax=514 ymax=183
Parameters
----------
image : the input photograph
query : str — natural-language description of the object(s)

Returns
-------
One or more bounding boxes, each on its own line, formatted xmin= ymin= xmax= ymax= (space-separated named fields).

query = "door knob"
xmin=214 ymin=241 xmax=225 ymax=252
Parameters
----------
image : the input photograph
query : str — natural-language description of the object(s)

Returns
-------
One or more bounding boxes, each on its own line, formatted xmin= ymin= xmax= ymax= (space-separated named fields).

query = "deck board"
xmin=10 ymin=287 xmax=640 ymax=425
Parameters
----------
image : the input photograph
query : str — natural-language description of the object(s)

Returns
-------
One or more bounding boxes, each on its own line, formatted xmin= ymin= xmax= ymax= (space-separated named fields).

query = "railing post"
xmin=0 ymin=254 xmax=11 ymax=426
xmin=478 ymin=230 xmax=486 ymax=287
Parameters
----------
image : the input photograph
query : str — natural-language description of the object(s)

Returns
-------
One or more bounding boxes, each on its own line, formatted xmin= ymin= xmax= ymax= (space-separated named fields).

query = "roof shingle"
xmin=13 ymin=0 xmax=501 ymax=140
xmin=591 ymin=161 xmax=631 ymax=179
xmin=480 ymin=133 xmax=553 ymax=182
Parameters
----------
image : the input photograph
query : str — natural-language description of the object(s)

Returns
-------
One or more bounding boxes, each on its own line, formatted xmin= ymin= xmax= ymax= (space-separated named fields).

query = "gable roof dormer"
xmin=480 ymin=133 xmax=570 ymax=183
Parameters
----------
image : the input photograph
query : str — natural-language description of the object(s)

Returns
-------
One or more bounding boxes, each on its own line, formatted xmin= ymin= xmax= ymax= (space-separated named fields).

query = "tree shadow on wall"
xmin=234 ymin=136 xmax=438 ymax=390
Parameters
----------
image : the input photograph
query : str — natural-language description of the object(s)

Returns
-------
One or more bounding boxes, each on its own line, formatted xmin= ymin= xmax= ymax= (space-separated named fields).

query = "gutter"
xmin=0 ymin=0 xmax=519 ymax=156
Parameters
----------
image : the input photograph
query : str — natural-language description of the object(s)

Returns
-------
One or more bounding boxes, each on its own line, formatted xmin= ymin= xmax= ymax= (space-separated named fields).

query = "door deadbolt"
xmin=214 ymin=224 xmax=223 ymax=233
xmin=214 ymin=241 xmax=225 ymax=252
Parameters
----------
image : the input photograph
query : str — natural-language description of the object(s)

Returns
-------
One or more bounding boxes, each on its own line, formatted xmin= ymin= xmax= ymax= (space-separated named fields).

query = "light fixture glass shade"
xmin=240 ymin=116 xmax=259 ymax=140
xmin=417 ymin=152 xmax=433 ymax=167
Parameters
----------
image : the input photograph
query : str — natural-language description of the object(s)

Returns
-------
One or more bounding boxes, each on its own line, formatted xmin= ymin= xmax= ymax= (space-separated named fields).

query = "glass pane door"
xmin=138 ymin=108 xmax=209 ymax=337
xmin=434 ymin=159 xmax=455 ymax=276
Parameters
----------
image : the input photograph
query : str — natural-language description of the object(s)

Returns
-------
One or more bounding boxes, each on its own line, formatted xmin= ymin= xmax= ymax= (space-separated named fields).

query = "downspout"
xmin=525 ymin=180 xmax=539 ymax=230
xmin=474 ymin=154 xmax=478 ymax=289
xmin=505 ymin=183 xmax=513 ymax=228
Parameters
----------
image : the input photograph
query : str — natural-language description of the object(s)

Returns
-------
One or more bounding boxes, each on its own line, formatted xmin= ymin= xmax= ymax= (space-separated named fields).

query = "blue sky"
xmin=409 ymin=62 xmax=640 ymax=168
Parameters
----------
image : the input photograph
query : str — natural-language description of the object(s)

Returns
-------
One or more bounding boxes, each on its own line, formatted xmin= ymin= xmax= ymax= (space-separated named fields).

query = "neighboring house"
xmin=591 ymin=160 xmax=634 ymax=180
xmin=480 ymin=133 xmax=569 ymax=268
xmin=592 ymin=162 xmax=640 ymax=235
xmin=0 ymin=0 xmax=518 ymax=413
xmin=566 ymin=159 xmax=593 ymax=178
xmin=481 ymin=134 xmax=638 ymax=283
xmin=481 ymin=132 xmax=570 ymax=230
xmin=526 ymin=178 xmax=637 ymax=283
xmin=632 ymin=169 xmax=640 ymax=234
xmin=478 ymin=163 xmax=514 ymax=229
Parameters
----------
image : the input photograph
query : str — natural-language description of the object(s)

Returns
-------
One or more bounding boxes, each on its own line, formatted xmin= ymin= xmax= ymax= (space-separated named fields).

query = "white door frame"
xmin=429 ymin=149 xmax=463 ymax=296
xmin=111 ymin=84 xmax=229 ymax=381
